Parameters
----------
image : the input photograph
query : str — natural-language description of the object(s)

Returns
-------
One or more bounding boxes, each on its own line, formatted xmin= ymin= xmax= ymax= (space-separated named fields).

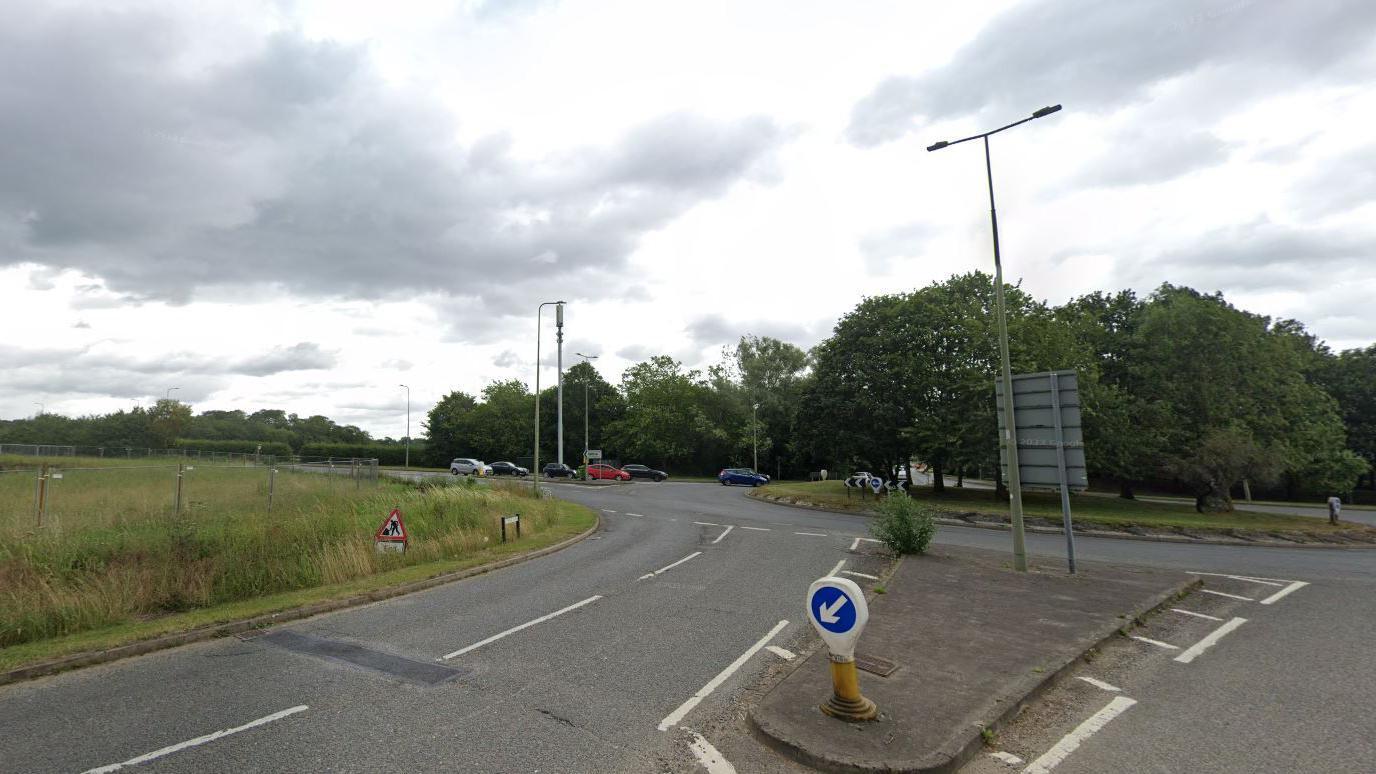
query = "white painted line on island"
xmin=1199 ymin=589 xmax=1254 ymax=602
xmin=739 ymin=525 xmax=771 ymax=531
xmin=442 ymin=596 xmax=602 ymax=659
xmin=765 ymin=645 xmax=796 ymax=660
xmin=687 ymin=731 xmax=738 ymax=774
xmin=1129 ymin=635 xmax=1179 ymax=650
xmin=658 ymin=619 xmax=789 ymax=731
xmin=794 ymin=531 xmax=828 ymax=537
xmin=712 ymin=525 xmax=734 ymax=544
xmin=842 ymin=570 xmax=880 ymax=580
xmin=1259 ymin=581 xmax=1309 ymax=605
xmin=1175 ymin=617 xmax=1247 ymax=664
xmin=1075 ymin=676 xmax=1121 ymax=692
xmin=1170 ymin=608 xmax=1223 ymax=622
xmin=82 ymin=705 xmax=309 ymax=773
xmin=826 ymin=559 xmax=846 ymax=577
xmin=990 ymin=750 xmax=1024 ymax=766
xmin=1023 ymin=696 xmax=1136 ymax=774
xmin=639 ymin=551 xmax=703 ymax=580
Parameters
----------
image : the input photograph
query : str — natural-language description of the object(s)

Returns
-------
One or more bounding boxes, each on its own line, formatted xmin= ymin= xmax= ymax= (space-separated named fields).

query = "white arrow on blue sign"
xmin=806 ymin=576 xmax=869 ymax=659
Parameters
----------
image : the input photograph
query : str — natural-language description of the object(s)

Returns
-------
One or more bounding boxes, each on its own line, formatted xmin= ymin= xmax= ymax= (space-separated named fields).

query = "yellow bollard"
xmin=822 ymin=654 xmax=878 ymax=721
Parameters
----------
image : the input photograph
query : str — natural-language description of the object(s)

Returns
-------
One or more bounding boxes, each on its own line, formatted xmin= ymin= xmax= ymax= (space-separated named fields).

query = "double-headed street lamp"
xmin=166 ymin=386 xmax=180 ymax=400
xmin=399 ymin=384 xmax=410 ymax=469
xmin=533 ymin=301 xmax=566 ymax=494
xmin=575 ymin=352 xmax=599 ymax=470
xmin=926 ymin=103 xmax=1061 ymax=573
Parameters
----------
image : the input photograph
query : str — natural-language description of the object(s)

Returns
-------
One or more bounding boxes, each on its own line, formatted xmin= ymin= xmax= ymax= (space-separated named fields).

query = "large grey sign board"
xmin=995 ymin=370 xmax=1088 ymax=491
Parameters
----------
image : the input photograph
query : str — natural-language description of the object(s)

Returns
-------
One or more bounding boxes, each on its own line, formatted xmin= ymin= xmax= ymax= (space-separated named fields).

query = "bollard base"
xmin=821 ymin=659 xmax=878 ymax=721
xmin=820 ymin=692 xmax=878 ymax=721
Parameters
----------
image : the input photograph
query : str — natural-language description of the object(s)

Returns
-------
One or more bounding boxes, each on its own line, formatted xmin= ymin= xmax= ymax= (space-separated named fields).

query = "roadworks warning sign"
xmin=375 ymin=508 xmax=408 ymax=553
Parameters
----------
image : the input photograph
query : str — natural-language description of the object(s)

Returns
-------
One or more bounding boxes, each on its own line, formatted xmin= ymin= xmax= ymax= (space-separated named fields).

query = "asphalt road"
xmin=1 ymin=481 xmax=1369 ymax=773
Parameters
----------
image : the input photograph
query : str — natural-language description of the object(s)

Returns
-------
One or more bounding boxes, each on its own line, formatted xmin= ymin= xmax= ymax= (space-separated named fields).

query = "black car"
xmin=621 ymin=464 xmax=668 ymax=482
xmin=489 ymin=461 xmax=529 ymax=477
xmin=543 ymin=462 xmax=577 ymax=478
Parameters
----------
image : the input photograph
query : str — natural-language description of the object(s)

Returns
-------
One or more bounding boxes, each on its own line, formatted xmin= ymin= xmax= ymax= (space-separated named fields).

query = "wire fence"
xmin=0 ymin=442 xmax=343 ymax=467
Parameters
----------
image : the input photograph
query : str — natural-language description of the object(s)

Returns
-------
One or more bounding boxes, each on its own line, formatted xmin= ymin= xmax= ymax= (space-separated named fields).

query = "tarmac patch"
xmin=257 ymin=630 xmax=468 ymax=685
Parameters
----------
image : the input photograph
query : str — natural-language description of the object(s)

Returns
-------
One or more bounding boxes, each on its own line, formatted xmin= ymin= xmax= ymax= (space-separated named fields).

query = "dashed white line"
xmin=1170 ymin=608 xmax=1223 ymax=622
xmin=82 ymin=705 xmax=309 ymax=773
xmin=626 ymin=512 xmax=646 ymax=518
xmin=842 ymin=570 xmax=879 ymax=580
xmin=1023 ymin=696 xmax=1136 ymax=774
xmin=794 ymin=531 xmax=828 ymax=537
xmin=712 ymin=525 xmax=734 ymax=544
xmin=694 ymin=521 xmax=720 ymax=526
xmin=442 ymin=596 xmax=602 ymax=659
xmin=739 ymin=526 xmax=771 ymax=531
xmin=658 ymin=619 xmax=789 ymax=731
xmin=1075 ymin=676 xmax=1121 ymax=692
xmin=1200 ymin=589 xmax=1254 ymax=602
xmin=1129 ymin=635 xmax=1179 ymax=650
xmin=826 ymin=559 xmax=846 ymax=577
xmin=765 ymin=645 xmax=796 ymax=660
xmin=687 ymin=731 xmax=738 ymax=774
xmin=990 ymin=750 xmax=1024 ymax=766
xmin=1259 ymin=580 xmax=1309 ymax=605
xmin=602 ymin=509 xmax=618 ymax=514
xmin=1175 ymin=617 xmax=1247 ymax=664
xmin=639 ymin=551 xmax=703 ymax=580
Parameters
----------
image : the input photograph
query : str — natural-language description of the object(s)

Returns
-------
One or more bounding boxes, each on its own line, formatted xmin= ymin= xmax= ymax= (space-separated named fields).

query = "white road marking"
xmin=1075 ymin=676 xmax=1121 ymax=692
xmin=1170 ymin=608 xmax=1223 ymax=621
xmin=626 ymin=512 xmax=646 ymax=518
xmin=1175 ymin=617 xmax=1248 ymax=664
xmin=794 ymin=531 xmax=828 ymax=537
xmin=712 ymin=525 xmax=734 ymax=544
xmin=442 ymin=596 xmax=603 ymax=659
xmin=687 ymin=731 xmax=737 ymax=774
xmin=990 ymin=750 xmax=1024 ymax=766
xmin=694 ymin=521 xmax=720 ymax=526
xmin=826 ymin=559 xmax=846 ymax=576
xmin=842 ymin=570 xmax=880 ymax=580
xmin=765 ymin=645 xmax=796 ymax=660
xmin=1187 ymin=571 xmax=1290 ymax=585
xmin=602 ymin=509 xmax=618 ymax=514
xmin=1260 ymin=581 xmax=1309 ymax=605
xmin=739 ymin=526 xmax=771 ymax=531
xmin=849 ymin=537 xmax=882 ymax=550
xmin=1129 ymin=635 xmax=1179 ymax=650
xmin=639 ymin=551 xmax=704 ymax=580
xmin=1200 ymin=589 xmax=1254 ymax=602
xmin=82 ymin=705 xmax=309 ymax=773
xmin=1023 ymin=696 xmax=1136 ymax=774
xmin=658 ymin=619 xmax=790 ymax=731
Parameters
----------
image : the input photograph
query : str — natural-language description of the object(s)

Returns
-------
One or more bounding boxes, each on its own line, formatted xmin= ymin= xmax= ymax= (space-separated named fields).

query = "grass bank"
xmin=756 ymin=480 xmax=1374 ymax=534
xmin=1 ymin=462 xmax=594 ymax=656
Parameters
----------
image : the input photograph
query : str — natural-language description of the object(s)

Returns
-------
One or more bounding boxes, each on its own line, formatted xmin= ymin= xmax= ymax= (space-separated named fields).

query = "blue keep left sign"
xmin=809 ymin=585 xmax=857 ymax=634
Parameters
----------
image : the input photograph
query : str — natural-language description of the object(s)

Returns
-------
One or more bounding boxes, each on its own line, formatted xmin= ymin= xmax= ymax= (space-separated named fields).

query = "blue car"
xmin=719 ymin=467 xmax=769 ymax=486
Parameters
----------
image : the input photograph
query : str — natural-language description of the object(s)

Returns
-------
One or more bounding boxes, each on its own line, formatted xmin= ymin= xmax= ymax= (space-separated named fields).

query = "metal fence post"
xmin=174 ymin=462 xmax=185 ymax=515
xmin=267 ymin=468 xmax=277 ymax=512
xmin=35 ymin=463 xmax=49 ymax=528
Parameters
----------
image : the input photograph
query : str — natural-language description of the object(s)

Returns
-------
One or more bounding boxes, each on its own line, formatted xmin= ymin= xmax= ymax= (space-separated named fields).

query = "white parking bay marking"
xmin=1260 ymin=581 xmax=1309 ymax=605
xmin=794 ymin=531 xmax=827 ymax=537
xmin=687 ymin=731 xmax=737 ymax=774
xmin=990 ymin=751 xmax=1024 ymax=766
xmin=765 ymin=645 xmax=796 ymax=660
xmin=712 ymin=525 xmax=734 ymax=544
xmin=82 ymin=705 xmax=308 ymax=773
xmin=1200 ymin=589 xmax=1254 ymax=602
xmin=1075 ymin=676 xmax=1121 ymax=692
xmin=1024 ymin=696 xmax=1137 ymax=774
xmin=626 ymin=512 xmax=646 ymax=518
xmin=825 ymin=559 xmax=846 ymax=576
xmin=1170 ymin=608 xmax=1223 ymax=621
xmin=442 ymin=596 xmax=602 ymax=659
xmin=1129 ymin=635 xmax=1179 ymax=650
xmin=694 ymin=521 xmax=720 ymax=527
xmin=739 ymin=526 xmax=771 ymax=531
xmin=639 ymin=552 xmax=703 ymax=580
xmin=658 ymin=620 xmax=789 ymax=731
xmin=1186 ymin=571 xmax=1287 ymax=586
xmin=1175 ymin=617 xmax=1247 ymax=664
xmin=842 ymin=570 xmax=879 ymax=580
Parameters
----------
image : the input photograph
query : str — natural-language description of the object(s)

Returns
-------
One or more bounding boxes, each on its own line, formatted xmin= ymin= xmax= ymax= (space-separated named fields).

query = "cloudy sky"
xmin=3 ymin=0 xmax=1374 ymax=437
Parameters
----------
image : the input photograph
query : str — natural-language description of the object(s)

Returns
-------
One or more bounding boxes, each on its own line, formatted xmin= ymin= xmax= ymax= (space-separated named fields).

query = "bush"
xmin=173 ymin=439 xmax=295 ymax=457
xmin=871 ymin=494 xmax=936 ymax=554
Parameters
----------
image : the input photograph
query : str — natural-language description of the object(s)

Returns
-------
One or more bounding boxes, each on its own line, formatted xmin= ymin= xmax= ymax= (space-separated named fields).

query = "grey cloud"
xmin=0 ymin=10 xmax=786 ymax=324
xmin=860 ymin=222 xmax=933 ymax=271
xmin=382 ymin=358 xmax=413 ymax=371
xmin=1074 ymin=129 xmax=1233 ymax=187
xmin=685 ymin=314 xmax=821 ymax=350
xmin=234 ymin=342 xmax=335 ymax=376
xmin=493 ymin=350 xmax=520 ymax=368
xmin=615 ymin=344 xmax=654 ymax=362
xmin=847 ymin=0 xmax=1376 ymax=147
xmin=1287 ymin=144 xmax=1376 ymax=218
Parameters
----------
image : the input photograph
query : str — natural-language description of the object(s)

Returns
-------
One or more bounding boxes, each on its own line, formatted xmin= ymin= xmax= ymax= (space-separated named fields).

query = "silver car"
xmin=449 ymin=458 xmax=490 ymax=476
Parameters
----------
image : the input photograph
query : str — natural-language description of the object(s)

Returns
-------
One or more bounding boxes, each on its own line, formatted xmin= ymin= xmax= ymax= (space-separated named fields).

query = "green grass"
xmin=757 ymin=480 xmax=1374 ymax=534
xmin=0 ymin=456 xmax=595 ymax=651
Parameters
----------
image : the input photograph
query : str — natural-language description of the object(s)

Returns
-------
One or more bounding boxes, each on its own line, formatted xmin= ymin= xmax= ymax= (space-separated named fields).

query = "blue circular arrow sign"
xmin=809 ymin=585 xmax=857 ymax=634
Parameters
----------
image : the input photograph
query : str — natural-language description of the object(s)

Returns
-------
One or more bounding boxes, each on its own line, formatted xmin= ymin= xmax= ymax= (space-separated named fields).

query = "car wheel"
xmin=656 ymin=475 xmax=665 ymax=482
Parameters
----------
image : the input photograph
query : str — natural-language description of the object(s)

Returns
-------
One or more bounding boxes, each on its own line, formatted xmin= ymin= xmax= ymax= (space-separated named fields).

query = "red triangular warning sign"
xmin=375 ymin=508 xmax=408 ymax=543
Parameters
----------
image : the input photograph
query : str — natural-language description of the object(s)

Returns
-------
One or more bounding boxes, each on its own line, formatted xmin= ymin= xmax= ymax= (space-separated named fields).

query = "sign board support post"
xmin=501 ymin=514 xmax=521 ymax=542
xmin=825 ymin=657 xmax=877 ymax=721
xmin=807 ymin=577 xmax=878 ymax=722
xmin=1049 ymin=372 xmax=1076 ymax=574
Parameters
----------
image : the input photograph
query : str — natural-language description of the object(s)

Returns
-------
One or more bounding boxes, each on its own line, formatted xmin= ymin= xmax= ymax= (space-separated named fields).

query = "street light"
xmin=533 ymin=301 xmax=566 ymax=494
xmin=33 ymin=402 xmax=44 ymax=416
xmin=752 ymin=402 xmax=760 ymax=473
xmin=399 ymin=384 xmax=410 ymax=469
xmin=166 ymin=386 xmax=180 ymax=400
xmin=926 ymin=104 xmax=1062 ymax=573
xmin=575 ymin=353 xmax=599 ymax=473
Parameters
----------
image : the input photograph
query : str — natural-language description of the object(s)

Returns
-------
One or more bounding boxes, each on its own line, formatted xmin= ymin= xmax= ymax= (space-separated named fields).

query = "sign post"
xmin=500 ymin=514 xmax=521 ymax=542
xmin=374 ymin=508 xmax=408 ymax=553
xmin=807 ymin=576 xmax=877 ymax=721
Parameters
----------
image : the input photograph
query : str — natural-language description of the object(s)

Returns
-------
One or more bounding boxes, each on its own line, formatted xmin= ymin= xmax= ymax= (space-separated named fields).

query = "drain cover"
xmin=855 ymin=653 xmax=899 ymax=677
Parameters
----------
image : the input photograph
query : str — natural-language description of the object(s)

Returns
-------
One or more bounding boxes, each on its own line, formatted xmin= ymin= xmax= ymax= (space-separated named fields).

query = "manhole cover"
xmin=856 ymin=653 xmax=899 ymax=677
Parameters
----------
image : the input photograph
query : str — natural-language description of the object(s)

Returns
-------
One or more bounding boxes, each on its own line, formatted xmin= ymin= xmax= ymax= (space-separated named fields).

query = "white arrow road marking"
xmin=687 ymin=731 xmax=737 ymax=774
xmin=442 ymin=596 xmax=602 ymax=659
xmin=82 ymin=705 xmax=309 ymax=773
xmin=1023 ymin=696 xmax=1136 ymax=774
xmin=658 ymin=620 xmax=789 ymax=731
xmin=818 ymin=595 xmax=849 ymax=624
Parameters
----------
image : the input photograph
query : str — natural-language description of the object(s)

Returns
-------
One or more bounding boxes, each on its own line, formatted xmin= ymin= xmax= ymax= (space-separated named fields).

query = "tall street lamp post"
xmin=399 ymin=384 xmax=410 ymax=469
xmin=556 ymin=303 xmax=565 ymax=467
xmin=752 ymin=402 xmax=760 ymax=473
xmin=926 ymin=104 xmax=1061 ymax=573
xmin=575 ymin=352 xmax=599 ymax=471
xmin=166 ymin=387 xmax=180 ymax=400
xmin=533 ymin=301 xmax=566 ymax=495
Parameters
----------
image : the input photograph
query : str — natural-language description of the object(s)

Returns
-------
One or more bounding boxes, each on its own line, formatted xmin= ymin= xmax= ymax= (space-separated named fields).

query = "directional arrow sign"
xmin=807 ymin=576 xmax=868 ymax=659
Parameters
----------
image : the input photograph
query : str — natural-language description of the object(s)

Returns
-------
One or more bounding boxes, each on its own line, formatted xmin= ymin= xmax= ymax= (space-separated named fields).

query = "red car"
xmin=587 ymin=463 xmax=631 ymax=481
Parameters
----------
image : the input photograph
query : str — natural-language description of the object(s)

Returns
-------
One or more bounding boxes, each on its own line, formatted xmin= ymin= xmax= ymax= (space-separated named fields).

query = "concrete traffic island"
xmin=749 ymin=545 xmax=1197 ymax=773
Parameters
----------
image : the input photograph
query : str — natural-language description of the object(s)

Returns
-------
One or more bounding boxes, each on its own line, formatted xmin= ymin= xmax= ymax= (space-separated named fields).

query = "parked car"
xmin=622 ymin=463 xmax=668 ymax=482
xmin=587 ymin=463 xmax=632 ymax=481
xmin=543 ymin=462 xmax=577 ymax=478
xmin=719 ymin=467 xmax=769 ymax=486
xmin=488 ymin=461 xmax=529 ymax=477
xmin=450 ymin=458 xmax=490 ymax=476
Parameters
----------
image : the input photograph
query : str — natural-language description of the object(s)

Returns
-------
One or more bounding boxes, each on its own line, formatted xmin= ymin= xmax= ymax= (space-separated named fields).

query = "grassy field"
xmin=758 ymin=480 xmax=1371 ymax=534
xmin=0 ymin=455 xmax=593 ymax=652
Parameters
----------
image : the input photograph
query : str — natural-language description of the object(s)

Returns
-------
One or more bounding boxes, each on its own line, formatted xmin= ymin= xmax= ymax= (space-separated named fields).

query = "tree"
xmin=1169 ymin=428 xmax=1283 ymax=513
xmin=421 ymin=391 xmax=478 ymax=466
xmin=1315 ymin=345 xmax=1376 ymax=490
xmin=605 ymin=356 xmax=724 ymax=471
xmin=147 ymin=399 xmax=192 ymax=448
xmin=733 ymin=336 xmax=810 ymax=478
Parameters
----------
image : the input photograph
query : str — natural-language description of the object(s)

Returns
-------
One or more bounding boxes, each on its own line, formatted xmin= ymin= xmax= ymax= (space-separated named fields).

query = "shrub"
xmin=871 ymin=494 xmax=936 ymax=554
